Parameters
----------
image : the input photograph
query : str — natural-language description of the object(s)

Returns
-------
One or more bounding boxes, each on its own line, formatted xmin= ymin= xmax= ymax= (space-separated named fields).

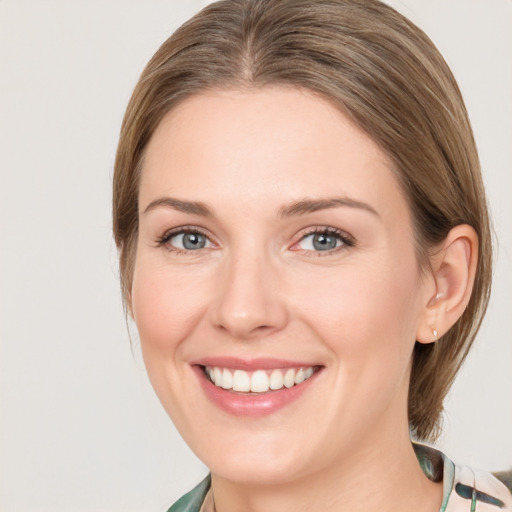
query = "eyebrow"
xmin=278 ymin=197 xmax=379 ymax=218
xmin=142 ymin=196 xmax=379 ymax=218
xmin=143 ymin=197 xmax=213 ymax=217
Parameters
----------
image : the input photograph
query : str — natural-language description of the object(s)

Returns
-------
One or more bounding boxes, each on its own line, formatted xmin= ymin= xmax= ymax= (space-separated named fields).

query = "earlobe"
xmin=416 ymin=224 xmax=478 ymax=344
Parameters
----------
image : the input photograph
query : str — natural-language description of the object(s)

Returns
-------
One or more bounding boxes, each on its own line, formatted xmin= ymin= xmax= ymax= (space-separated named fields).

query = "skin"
xmin=131 ymin=87 xmax=450 ymax=512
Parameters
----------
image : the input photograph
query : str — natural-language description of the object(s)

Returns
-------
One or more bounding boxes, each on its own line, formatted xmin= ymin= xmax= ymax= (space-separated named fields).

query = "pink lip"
xmin=191 ymin=358 xmax=322 ymax=417
xmin=191 ymin=356 xmax=318 ymax=371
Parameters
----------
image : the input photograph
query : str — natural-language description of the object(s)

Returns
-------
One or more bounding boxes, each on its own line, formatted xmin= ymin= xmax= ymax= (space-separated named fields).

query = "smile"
xmin=204 ymin=366 xmax=316 ymax=393
xmin=193 ymin=358 xmax=323 ymax=416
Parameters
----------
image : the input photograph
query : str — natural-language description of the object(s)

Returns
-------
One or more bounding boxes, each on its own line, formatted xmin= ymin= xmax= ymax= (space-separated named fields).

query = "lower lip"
xmin=194 ymin=366 xmax=320 ymax=417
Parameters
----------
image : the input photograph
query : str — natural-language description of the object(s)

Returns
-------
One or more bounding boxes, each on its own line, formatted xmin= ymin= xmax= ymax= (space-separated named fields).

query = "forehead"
xmin=140 ymin=86 xmax=407 ymax=222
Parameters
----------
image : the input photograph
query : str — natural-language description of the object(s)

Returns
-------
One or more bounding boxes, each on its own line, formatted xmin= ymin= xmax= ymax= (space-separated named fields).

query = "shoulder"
xmin=166 ymin=475 xmax=211 ymax=512
xmin=414 ymin=442 xmax=512 ymax=512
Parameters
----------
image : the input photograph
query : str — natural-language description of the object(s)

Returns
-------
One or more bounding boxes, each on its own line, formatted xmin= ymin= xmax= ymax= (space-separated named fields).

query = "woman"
xmin=112 ymin=0 xmax=511 ymax=510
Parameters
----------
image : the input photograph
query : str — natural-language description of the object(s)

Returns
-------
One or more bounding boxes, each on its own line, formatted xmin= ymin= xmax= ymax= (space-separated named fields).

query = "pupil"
xmin=183 ymin=233 xmax=206 ymax=249
xmin=312 ymin=233 xmax=337 ymax=251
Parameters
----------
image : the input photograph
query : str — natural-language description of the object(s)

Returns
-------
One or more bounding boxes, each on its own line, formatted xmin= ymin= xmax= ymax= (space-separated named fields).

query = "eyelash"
xmin=156 ymin=226 xmax=355 ymax=255
xmin=292 ymin=227 xmax=355 ymax=256
xmin=156 ymin=226 xmax=215 ymax=254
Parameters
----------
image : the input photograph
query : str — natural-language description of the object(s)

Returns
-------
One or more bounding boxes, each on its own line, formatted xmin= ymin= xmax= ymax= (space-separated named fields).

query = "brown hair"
xmin=113 ymin=0 xmax=492 ymax=441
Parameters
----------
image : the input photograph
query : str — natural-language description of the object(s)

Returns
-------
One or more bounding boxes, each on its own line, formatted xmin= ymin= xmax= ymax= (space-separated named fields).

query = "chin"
xmin=208 ymin=455 xmax=306 ymax=486
xmin=192 ymin=430 xmax=313 ymax=485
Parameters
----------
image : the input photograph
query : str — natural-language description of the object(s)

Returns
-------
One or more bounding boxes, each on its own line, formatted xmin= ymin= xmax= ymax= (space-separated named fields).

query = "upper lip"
xmin=191 ymin=356 xmax=321 ymax=371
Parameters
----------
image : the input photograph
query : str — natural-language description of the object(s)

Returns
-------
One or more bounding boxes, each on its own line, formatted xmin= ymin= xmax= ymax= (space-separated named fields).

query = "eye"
xmin=294 ymin=228 xmax=354 ymax=253
xmin=172 ymin=232 xmax=210 ymax=250
xmin=158 ymin=228 xmax=214 ymax=252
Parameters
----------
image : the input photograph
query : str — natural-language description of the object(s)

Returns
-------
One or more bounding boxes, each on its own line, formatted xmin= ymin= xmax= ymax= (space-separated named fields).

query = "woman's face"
xmin=132 ymin=87 xmax=433 ymax=484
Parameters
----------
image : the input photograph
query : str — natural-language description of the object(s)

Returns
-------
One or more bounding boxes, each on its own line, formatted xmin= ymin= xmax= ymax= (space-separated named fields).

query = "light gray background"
xmin=0 ymin=1 xmax=510 ymax=511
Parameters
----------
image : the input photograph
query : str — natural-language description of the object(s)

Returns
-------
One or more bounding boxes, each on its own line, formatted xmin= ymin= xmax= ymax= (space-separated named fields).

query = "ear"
xmin=416 ymin=224 xmax=479 ymax=344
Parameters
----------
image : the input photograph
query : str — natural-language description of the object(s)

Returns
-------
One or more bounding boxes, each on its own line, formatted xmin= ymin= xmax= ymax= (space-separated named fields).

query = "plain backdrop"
xmin=0 ymin=1 xmax=511 ymax=511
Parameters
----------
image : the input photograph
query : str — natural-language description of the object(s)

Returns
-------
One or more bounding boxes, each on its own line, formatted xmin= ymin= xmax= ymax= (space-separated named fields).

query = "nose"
xmin=210 ymin=249 xmax=289 ymax=340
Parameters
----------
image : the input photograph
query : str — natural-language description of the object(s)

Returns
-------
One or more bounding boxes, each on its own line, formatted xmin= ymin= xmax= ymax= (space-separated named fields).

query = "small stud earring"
xmin=433 ymin=329 xmax=439 ymax=341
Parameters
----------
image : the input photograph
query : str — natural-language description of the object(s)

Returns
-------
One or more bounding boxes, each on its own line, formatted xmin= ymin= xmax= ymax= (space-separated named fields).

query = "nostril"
xmin=216 ymin=321 xmax=274 ymax=336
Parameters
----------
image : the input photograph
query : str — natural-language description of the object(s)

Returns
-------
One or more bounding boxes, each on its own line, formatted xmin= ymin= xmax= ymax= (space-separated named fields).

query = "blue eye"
xmin=296 ymin=230 xmax=351 ymax=252
xmin=164 ymin=230 xmax=213 ymax=251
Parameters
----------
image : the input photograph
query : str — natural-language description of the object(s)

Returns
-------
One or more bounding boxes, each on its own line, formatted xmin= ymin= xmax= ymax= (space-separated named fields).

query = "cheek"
xmin=292 ymin=257 xmax=423 ymax=361
xmin=130 ymin=260 xmax=212 ymax=426
xmin=131 ymin=262 xmax=206 ymax=356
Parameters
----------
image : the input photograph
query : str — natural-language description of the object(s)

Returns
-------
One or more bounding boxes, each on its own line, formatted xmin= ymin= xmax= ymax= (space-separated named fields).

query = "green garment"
xmin=167 ymin=475 xmax=211 ymax=512
xmin=167 ymin=444 xmax=512 ymax=512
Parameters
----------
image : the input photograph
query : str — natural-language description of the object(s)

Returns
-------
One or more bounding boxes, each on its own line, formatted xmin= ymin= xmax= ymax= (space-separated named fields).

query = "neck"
xmin=210 ymin=425 xmax=442 ymax=512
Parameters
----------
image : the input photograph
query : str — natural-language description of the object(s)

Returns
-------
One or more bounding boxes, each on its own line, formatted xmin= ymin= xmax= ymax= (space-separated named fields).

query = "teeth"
xmin=269 ymin=369 xmax=284 ymax=390
xmin=284 ymin=368 xmax=295 ymax=388
xmin=232 ymin=369 xmax=251 ymax=392
xmin=213 ymin=367 xmax=222 ymax=386
xmin=250 ymin=370 xmax=269 ymax=392
xmin=205 ymin=366 xmax=316 ymax=393
xmin=221 ymin=368 xmax=233 ymax=390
